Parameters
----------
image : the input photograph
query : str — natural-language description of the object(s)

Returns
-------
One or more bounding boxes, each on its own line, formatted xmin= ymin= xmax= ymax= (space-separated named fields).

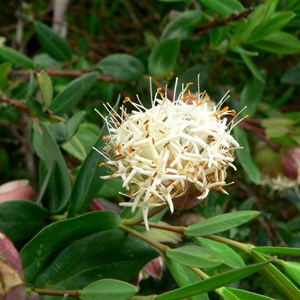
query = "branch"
xmin=0 ymin=94 xmax=30 ymax=113
xmin=197 ymin=7 xmax=254 ymax=32
xmin=9 ymin=69 xmax=126 ymax=84
xmin=34 ymin=288 xmax=80 ymax=298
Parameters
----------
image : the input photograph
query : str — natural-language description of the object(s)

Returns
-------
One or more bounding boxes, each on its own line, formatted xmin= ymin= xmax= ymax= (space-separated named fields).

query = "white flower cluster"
xmin=94 ymin=79 xmax=241 ymax=229
xmin=260 ymin=175 xmax=300 ymax=195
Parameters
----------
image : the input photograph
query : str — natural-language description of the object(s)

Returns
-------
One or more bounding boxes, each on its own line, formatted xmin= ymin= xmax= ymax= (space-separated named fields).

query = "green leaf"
xmin=185 ymin=211 xmax=260 ymax=236
xmin=21 ymin=211 xmax=120 ymax=283
xmin=261 ymin=117 xmax=294 ymax=138
xmin=246 ymin=11 xmax=295 ymax=43
xmin=283 ymin=261 xmax=300 ymax=285
xmin=68 ymin=125 xmax=109 ymax=215
xmin=0 ymin=200 xmax=49 ymax=244
xmin=219 ymin=288 xmax=241 ymax=300
xmin=254 ymin=247 xmax=300 ymax=256
xmin=50 ymin=72 xmax=98 ymax=115
xmin=26 ymin=72 xmax=38 ymax=102
xmin=165 ymin=257 xmax=209 ymax=300
xmin=49 ymin=111 xmax=85 ymax=144
xmin=221 ymin=287 xmax=276 ymax=300
xmin=198 ymin=0 xmax=243 ymax=17
xmin=239 ymin=52 xmax=265 ymax=84
xmin=241 ymin=0 xmax=279 ymax=41
xmin=0 ymin=62 xmax=11 ymax=89
xmin=234 ymin=127 xmax=261 ymax=184
xmin=37 ymin=70 xmax=53 ymax=109
xmin=97 ymin=178 xmax=126 ymax=199
xmin=166 ymin=245 xmax=223 ymax=268
xmin=148 ymin=38 xmax=180 ymax=78
xmin=158 ymin=0 xmax=187 ymax=2
xmin=34 ymin=21 xmax=72 ymax=61
xmin=161 ymin=10 xmax=202 ymax=41
xmin=32 ymin=229 xmax=158 ymax=289
xmin=282 ymin=63 xmax=300 ymax=85
xmin=62 ymin=122 xmax=100 ymax=161
xmin=0 ymin=46 xmax=35 ymax=68
xmin=155 ymin=260 xmax=271 ymax=300
xmin=240 ymin=76 xmax=265 ymax=116
xmin=66 ymin=111 xmax=86 ymax=140
xmin=79 ymin=279 xmax=138 ymax=300
xmin=252 ymin=31 xmax=300 ymax=55
xmin=252 ymin=250 xmax=300 ymax=300
xmin=196 ymin=237 xmax=245 ymax=269
xmin=98 ymin=54 xmax=144 ymax=82
xmin=32 ymin=122 xmax=72 ymax=212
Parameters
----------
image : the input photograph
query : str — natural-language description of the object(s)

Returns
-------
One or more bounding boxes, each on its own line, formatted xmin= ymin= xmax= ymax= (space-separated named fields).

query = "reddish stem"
xmin=92 ymin=198 xmax=106 ymax=210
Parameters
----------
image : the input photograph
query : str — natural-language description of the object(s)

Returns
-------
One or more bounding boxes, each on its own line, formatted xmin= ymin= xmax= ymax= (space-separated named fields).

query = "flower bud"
xmin=281 ymin=147 xmax=300 ymax=180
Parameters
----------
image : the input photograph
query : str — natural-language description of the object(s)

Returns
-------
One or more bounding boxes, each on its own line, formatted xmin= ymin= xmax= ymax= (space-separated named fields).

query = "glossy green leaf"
xmin=185 ymin=211 xmax=260 ymax=236
xmin=198 ymin=0 xmax=243 ymax=17
xmin=165 ymin=257 xmax=209 ymax=300
xmin=283 ymin=261 xmax=300 ymax=285
xmin=240 ymin=76 xmax=265 ymax=116
xmin=79 ymin=279 xmax=138 ymax=300
xmin=68 ymin=112 xmax=115 ymax=215
xmin=252 ymin=250 xmax=300 ymax=300
xmin=37 ymin=70 xmax=53 ymax=109
xmin=252 ymin=31 xmax=300 ymax=55
xmin=221 ymin=287 xmax=276 ymax=300
xmin=0 ymin=200 xmax=49 ymax=244
xmin=282 ymin=63 xmax=300 ymax=85
xmin=21 ymin=211 xmax=120 ymax=282
xmin=148 ymin=38 xmax=180 ymax=78
xmin=0 ymin=46 xmax=35 ymax=68
xmin=254 ymin=247 xmax=300 ymax=256
xmin=50 ymin=72 xmax=98 ymax=115
xmin=196 ymin=237 xmax=245 ymax=269
xmin=161 ymin=10 xmax=202 ymax=41
xmin=166 ymin=245 xmax=223 ymax=268
xmin=32 ymin=229 xmax=158 ymax=289
xmin=234 ymin=127 xmax=261 ymax=184
xmin=34 ymin=21 xmax=72 ymax=61
xmin=98 ymin=54 xmax=144 ymax=82
xmin=33 ymin=122 xmax=72 ymax=212
xmin=155 ymin=260 xmax=271 ymax=300
xmin=62 ymin=123 xmax=101 ymax=161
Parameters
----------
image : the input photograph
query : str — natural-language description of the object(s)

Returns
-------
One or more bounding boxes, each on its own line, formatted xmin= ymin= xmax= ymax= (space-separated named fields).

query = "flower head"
xmin=94 ymin=78 xmax=241 ymax=229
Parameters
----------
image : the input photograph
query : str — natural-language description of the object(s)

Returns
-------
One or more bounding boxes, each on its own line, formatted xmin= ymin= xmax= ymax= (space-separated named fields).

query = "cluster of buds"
xmin=94 ymin=78 xmax=241 ymax=229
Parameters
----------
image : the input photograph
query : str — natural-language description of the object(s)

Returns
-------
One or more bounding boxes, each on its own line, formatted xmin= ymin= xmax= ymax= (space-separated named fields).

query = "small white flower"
xmin=94 ymin=77 xmax=242 ymax=229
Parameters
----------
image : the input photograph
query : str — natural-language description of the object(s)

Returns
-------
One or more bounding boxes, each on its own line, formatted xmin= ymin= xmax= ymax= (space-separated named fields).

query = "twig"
xmin=0 ymin=94 xmax=30 ymax=113
xmin=196 ymin=7 xmax=254 ymax=32
xmin=9 ymin=69 xmax=126 ymax=84
xmin=239 ymin=120 xmax=279 ymax=152
xmin=34 ymin=288 xmax=80 ymax=298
